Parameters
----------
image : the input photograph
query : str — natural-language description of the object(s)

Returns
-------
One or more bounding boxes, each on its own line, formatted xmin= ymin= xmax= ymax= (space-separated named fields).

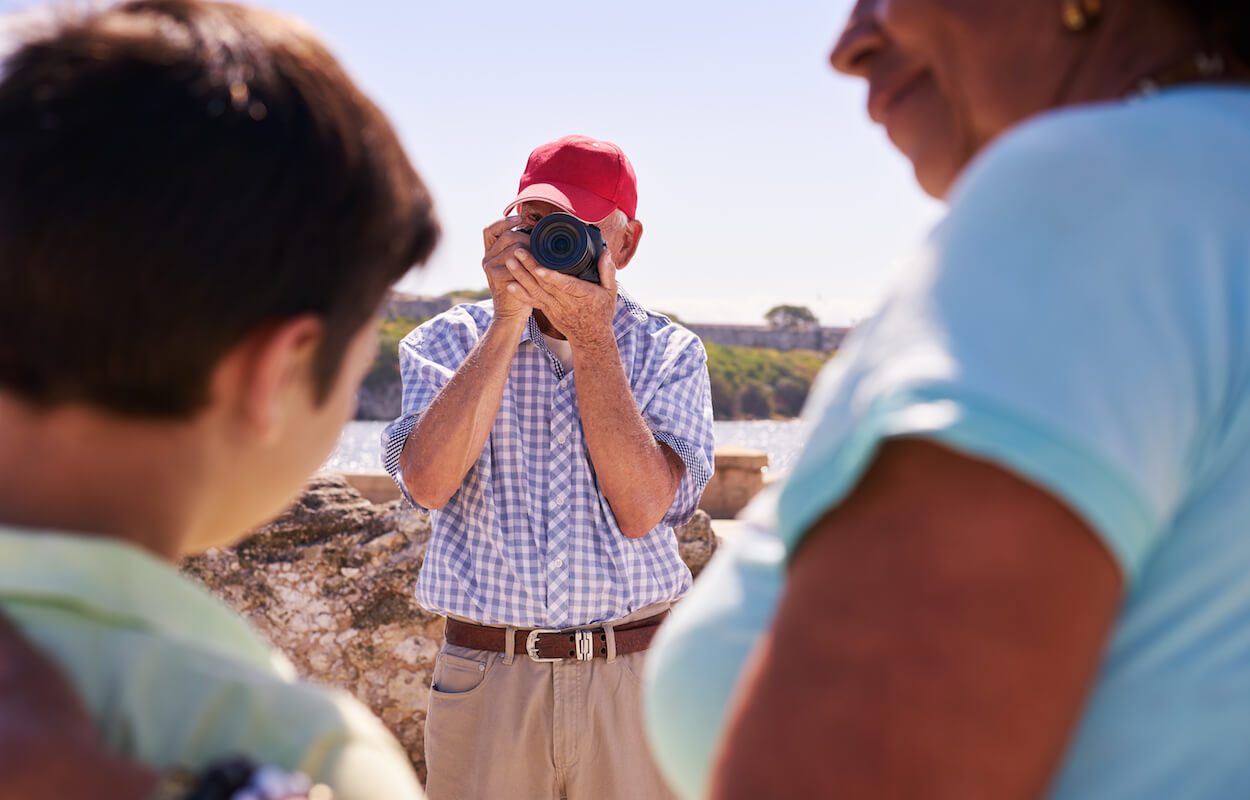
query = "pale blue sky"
xmin=9 ymin=0 xmax=945 ymax=324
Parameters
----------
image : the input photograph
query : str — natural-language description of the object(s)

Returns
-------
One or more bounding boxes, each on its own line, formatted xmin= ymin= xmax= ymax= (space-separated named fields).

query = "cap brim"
xmin=503 ymin=182 xmax=616 ymax=223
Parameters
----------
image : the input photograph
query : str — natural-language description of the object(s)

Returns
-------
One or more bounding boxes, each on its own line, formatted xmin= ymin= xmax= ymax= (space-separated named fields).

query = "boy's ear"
xmin=217 ymin=315 xmax=324 ymax=441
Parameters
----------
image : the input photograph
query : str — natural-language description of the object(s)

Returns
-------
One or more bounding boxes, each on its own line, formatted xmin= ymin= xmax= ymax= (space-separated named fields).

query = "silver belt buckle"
xmin=526 ymin=628 xmax=596 ymax=662
xmin=525 ymin=628 xmax=563 ymax=663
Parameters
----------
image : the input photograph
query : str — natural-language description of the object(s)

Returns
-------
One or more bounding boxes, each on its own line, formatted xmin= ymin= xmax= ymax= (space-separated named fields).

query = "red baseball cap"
xmin=503 ymin=134 xmax=638 ymax=222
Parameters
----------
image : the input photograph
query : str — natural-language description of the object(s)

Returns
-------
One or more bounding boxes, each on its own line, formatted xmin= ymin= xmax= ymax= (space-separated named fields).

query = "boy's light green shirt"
xmin=0 ymin=527 xmax=424 ymax=800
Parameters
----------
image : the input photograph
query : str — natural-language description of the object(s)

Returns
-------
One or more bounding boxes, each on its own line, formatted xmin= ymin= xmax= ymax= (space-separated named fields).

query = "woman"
xmin=644 ymin=1 xmax=1250 ymax=798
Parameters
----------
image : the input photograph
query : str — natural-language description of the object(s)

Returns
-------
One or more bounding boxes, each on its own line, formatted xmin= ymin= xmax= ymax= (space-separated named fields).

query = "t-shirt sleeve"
xmin=767 ymin=111 xmax=1232 ymax=583
xmin=301 ymin=690 xmax=427 ymax=800
xmin=641 ymin=334 xmax=716 ymax=527
xmin=380 ymin=309 xmax=481 ymax=509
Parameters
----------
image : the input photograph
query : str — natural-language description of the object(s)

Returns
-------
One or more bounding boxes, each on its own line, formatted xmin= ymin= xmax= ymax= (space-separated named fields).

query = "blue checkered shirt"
xmin=381 ymin=288 xmax=715 ymax=628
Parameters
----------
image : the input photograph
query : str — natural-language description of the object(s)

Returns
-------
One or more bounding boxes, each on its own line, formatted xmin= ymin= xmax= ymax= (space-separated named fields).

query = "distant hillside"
xmin=357 ymin=315 xmax=426 ymax=421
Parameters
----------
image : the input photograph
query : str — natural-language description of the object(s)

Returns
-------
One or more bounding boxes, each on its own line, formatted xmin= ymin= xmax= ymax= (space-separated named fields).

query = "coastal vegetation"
xmin=355 ymin=315 xmax=423 ymax=420
xmin=704 ymin=342 xmax=830 ymax=420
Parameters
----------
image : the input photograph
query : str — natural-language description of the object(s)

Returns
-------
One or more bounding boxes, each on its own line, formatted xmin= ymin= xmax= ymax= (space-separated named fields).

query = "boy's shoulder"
xmin=0 ymin=529 xmax=423 ymax=798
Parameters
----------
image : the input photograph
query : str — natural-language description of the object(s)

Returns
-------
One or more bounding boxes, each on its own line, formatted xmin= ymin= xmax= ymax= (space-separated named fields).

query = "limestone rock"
xmin=181 ymin=473 xmax=438 ymax=780
xmin=674 ymin=510 xmax=719 ymax=579
xmin=354 ymin=372 xmax=402 ymax=421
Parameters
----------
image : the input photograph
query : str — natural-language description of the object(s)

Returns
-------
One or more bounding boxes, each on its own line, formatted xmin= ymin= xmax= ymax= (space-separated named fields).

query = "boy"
xmin=0 ymin=2 xmax=438 ymax=797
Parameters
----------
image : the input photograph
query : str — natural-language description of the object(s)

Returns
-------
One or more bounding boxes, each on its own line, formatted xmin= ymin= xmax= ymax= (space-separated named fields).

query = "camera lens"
xmin=547 ymin=231 xmax=575 ymax=260
xmin=529 ymin=213 xmax=600 ymax=278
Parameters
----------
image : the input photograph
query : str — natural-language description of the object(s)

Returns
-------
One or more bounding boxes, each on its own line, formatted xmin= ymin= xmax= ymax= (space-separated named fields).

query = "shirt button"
xmin=555 ymin=494 xmax=566 ymax=505
xmin=557 ymin=434 xmax=567 ymax=445
xmin=559 ymin=379 xmax=567 ymax=388
xmin=550 ymin=558 xmax=564 ymax=569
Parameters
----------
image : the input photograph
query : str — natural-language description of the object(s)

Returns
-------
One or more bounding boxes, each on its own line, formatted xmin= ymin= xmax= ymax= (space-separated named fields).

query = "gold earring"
xmin=1062 ymin=0 xmax=1102 ymax=32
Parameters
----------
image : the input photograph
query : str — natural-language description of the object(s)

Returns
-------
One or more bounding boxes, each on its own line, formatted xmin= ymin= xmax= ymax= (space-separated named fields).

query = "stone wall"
xmin=355 ymin=375 xmax=403 ymax=422
xmin=181 ymin=473 xmax=721 ymax=784
xmin=384 ymin=293 xmax=453 ymax=321
xmin=699 ymin=447 xmax=769 ymax=518
xmin=685 ymin=322 xmax=848 ymax=352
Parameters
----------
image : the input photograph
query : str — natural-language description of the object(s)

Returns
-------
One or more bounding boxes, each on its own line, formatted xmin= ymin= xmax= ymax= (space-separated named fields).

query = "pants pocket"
xmin=430 ymin=647 xmax=492 ymax=696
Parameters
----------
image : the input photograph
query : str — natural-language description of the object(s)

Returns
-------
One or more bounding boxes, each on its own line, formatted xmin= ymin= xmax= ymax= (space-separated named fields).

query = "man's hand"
xmin=482 ymin=216 xmax=535 ymax=324
xmin=502 ymin=244 xmax=618 ymax=349
xmin=0 ymin=612 xmax=158 ymax=798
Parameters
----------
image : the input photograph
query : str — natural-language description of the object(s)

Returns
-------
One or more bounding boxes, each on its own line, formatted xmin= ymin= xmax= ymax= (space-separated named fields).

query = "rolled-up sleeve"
xmin=644 ymin=336 xmax=716 ymax=527
xmin=379 ymin=310 xmax=479 ymax=509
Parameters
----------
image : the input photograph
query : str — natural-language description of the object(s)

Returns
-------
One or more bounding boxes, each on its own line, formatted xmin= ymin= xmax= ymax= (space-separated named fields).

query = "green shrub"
xmin=365 ymin=315 xmax=423 ymax=384
xmin=739 ymin=382 xmax=774 ymax=419
xmin=704 ymin=342 xmax=831 ymax=420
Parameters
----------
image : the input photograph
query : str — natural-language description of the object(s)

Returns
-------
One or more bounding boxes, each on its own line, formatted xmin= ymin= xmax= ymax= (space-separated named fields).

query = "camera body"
xmin=527 ymin=212 xmax=605 ymax=284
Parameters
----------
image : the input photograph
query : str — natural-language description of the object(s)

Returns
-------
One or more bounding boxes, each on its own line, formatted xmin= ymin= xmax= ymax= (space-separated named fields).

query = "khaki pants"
xmin=423 ymin=604 xmax=679 ymax=800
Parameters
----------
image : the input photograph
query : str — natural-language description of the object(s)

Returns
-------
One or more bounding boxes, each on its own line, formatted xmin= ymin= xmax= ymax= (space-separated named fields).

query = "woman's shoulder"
xmin=953 ymin=87 xmax=1250 ymax=208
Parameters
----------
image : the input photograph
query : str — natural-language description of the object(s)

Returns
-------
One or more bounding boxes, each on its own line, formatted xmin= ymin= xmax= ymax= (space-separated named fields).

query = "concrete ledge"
xmin=343 ymin=472 xmax=402 ymax=504
xmin=709 ymin=518 xmax=753 ymax=541
xmin=713 ymin=446 xmax=769 ymax=472
xmin=699 ymin=446 xmax=770 ymax=519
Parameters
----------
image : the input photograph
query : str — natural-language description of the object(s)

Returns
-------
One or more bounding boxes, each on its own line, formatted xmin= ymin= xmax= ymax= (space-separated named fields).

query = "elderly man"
xmin=383 ymin=134 xmax=715 ymax=799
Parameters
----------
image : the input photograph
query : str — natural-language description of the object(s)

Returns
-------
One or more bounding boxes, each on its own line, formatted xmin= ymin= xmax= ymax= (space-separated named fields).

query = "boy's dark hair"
xmin=0 ymin=0 xmax=439 ymax=417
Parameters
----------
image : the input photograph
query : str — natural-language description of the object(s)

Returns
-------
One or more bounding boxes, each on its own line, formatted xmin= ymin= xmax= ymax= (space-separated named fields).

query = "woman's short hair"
xmin=0 ymin=0 xmax=440 ymax=417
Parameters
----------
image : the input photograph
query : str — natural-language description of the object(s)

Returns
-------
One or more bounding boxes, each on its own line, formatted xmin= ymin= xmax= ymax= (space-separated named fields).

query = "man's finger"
xmin=484 ymin=229 xmax=532 ymax=263
xmin=597 ymin=248 xmax=618 ymax=294
xmin=505 ymin=282 xmax=541 ymax=309
xmin=483 ymin=215 xmax=525 ymax=250
xmin=521 ymin=250 xmax=583 ymax=296
xmin=506 ymin=251 xmax=557 ymax=304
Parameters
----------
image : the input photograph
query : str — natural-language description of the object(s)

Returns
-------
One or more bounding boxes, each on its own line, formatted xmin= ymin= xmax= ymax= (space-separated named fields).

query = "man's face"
xmin=517 ymin=200 xmax=634 ymax=265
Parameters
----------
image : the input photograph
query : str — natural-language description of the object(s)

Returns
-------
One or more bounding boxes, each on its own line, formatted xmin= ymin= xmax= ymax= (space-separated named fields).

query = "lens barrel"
xmin=528 ymin=212 xmax=604 ymax=284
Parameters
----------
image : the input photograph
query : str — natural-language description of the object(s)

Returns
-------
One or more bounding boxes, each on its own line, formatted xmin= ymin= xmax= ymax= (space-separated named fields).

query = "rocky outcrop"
xmin=354 ymin=372 xmax=403 ymax=422
xmin=675 ymin=509 xmax=717 ymax=579
xmin=181 ymin=473 xmax=719 ymax=783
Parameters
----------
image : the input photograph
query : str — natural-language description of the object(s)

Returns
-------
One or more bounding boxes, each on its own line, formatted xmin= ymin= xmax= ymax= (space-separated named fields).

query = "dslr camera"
xmin=525 ymin=212 xmax=605 ymax=284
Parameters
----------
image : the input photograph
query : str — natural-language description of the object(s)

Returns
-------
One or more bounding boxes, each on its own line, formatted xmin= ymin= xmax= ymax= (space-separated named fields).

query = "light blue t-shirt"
xmin=644 ymin=86 xmax=1250 ymax=799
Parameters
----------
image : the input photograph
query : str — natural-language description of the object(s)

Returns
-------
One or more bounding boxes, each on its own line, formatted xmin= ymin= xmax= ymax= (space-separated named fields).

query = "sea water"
xmin=325 ymin=419 xmax=809 ymax=476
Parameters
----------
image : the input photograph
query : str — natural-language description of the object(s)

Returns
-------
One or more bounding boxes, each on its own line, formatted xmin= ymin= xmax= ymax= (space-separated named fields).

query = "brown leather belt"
xmin=443 ymin=612 xmax=669 ymax=662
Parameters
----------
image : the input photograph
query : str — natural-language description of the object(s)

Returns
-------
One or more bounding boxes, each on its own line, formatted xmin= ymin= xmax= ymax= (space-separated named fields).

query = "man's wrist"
xmin=487 ymin=312 xmax=530 ymax=338
xmin=568 ymin=330 xmax=618 ymax=358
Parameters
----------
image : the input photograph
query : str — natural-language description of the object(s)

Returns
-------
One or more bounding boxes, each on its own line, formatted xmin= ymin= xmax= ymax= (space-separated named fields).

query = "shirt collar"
xmin=0 ymin=527 xmax=292 ymax=675
xmin=518 ymin=283 xmax=649 ymax=345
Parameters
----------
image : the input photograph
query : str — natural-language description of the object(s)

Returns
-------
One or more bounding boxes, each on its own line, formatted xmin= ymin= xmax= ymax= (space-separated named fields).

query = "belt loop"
xmin=502 ymin=625 xmax=516 ymax=665
xmin=603 ymin=620 xmax=618 ymax=663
